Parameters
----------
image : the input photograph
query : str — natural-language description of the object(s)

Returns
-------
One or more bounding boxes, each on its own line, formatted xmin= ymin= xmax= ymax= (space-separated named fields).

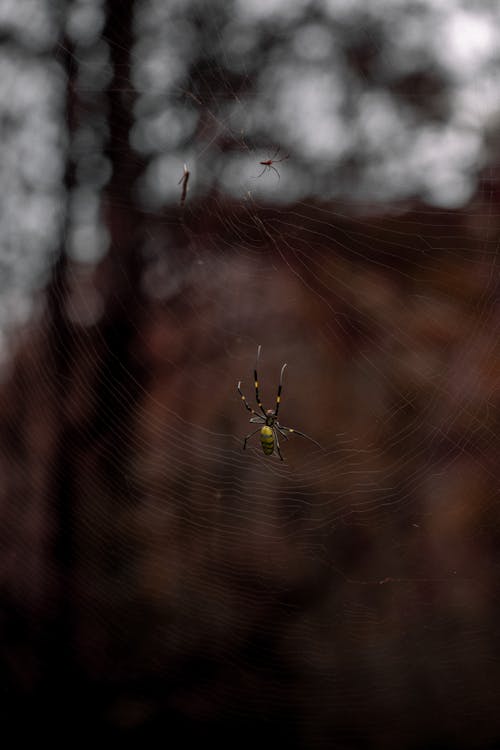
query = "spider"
xmin=237 ymin=345 xmax=321 ymax=461
xmin=255 ymin=146 xmax=289 ymax=180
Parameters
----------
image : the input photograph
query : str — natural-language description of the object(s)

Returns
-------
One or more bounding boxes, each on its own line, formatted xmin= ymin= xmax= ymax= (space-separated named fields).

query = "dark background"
xmin=1 ymin=1 xmax=500 ymax=747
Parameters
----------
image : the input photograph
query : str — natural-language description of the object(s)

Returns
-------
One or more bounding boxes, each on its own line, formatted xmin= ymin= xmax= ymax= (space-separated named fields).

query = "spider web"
xmin=2 ymin=0 xmax=500 ymax=746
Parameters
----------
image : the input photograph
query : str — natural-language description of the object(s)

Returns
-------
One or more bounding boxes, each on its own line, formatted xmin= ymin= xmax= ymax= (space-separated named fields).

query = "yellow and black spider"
xmin=237 ymin=345 xmax=321 ymax=461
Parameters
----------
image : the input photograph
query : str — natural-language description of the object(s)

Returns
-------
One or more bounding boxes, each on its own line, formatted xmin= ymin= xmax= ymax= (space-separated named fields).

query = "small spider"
xmin=255 ymin=146 xmax=289 ymax=180
xmin=237 ymin=345 xmax=321 ymax=461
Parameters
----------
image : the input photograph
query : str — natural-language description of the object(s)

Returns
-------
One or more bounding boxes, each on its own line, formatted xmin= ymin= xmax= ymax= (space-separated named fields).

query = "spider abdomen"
xmin=260 ymin=425 xmax=274 ymax=455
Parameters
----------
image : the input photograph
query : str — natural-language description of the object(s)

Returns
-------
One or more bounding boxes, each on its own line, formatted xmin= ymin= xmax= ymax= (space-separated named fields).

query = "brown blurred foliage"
xmin=1 ymin=191 xmax=500 ymax=748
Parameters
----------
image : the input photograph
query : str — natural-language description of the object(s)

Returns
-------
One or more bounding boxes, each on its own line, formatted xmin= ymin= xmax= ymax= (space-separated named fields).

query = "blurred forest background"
xmin=2 ymin=0 xmax=500 ymax=747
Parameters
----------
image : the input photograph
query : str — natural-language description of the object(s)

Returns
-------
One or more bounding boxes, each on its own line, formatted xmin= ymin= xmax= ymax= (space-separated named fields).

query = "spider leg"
xmin=269 ymin=145 xmax=281 ymax=161
xmin=274 ymin=363 xmax=286 ymax=418
xmin=279 ymin=426 xmax=322 ymax=449
xmin=243 ymin=427 xmax=261 ymax=451
xmin=254 ymin=345 xmax=267 ymax=416
xmin=272 ymin=427 xmax=285 ymax=461
xmin=237 ymin=381 xmax=263 ymax=418
xmin=253 ymin=166 xmax=268 ymax=179
xmin=273 ymin=428 xmax=284 ymax=461
xmin=269 ymin=165 xmax=281 ymax=181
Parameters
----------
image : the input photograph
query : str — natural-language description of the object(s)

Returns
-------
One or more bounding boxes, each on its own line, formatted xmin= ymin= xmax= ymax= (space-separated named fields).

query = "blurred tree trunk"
xmin=35 ymin=0 xmax=147 ymax=726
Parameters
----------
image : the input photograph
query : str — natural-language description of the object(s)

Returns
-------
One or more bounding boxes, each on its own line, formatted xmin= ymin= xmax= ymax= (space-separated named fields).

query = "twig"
xmin=178 ymin=163 xmax=190 ymax=208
